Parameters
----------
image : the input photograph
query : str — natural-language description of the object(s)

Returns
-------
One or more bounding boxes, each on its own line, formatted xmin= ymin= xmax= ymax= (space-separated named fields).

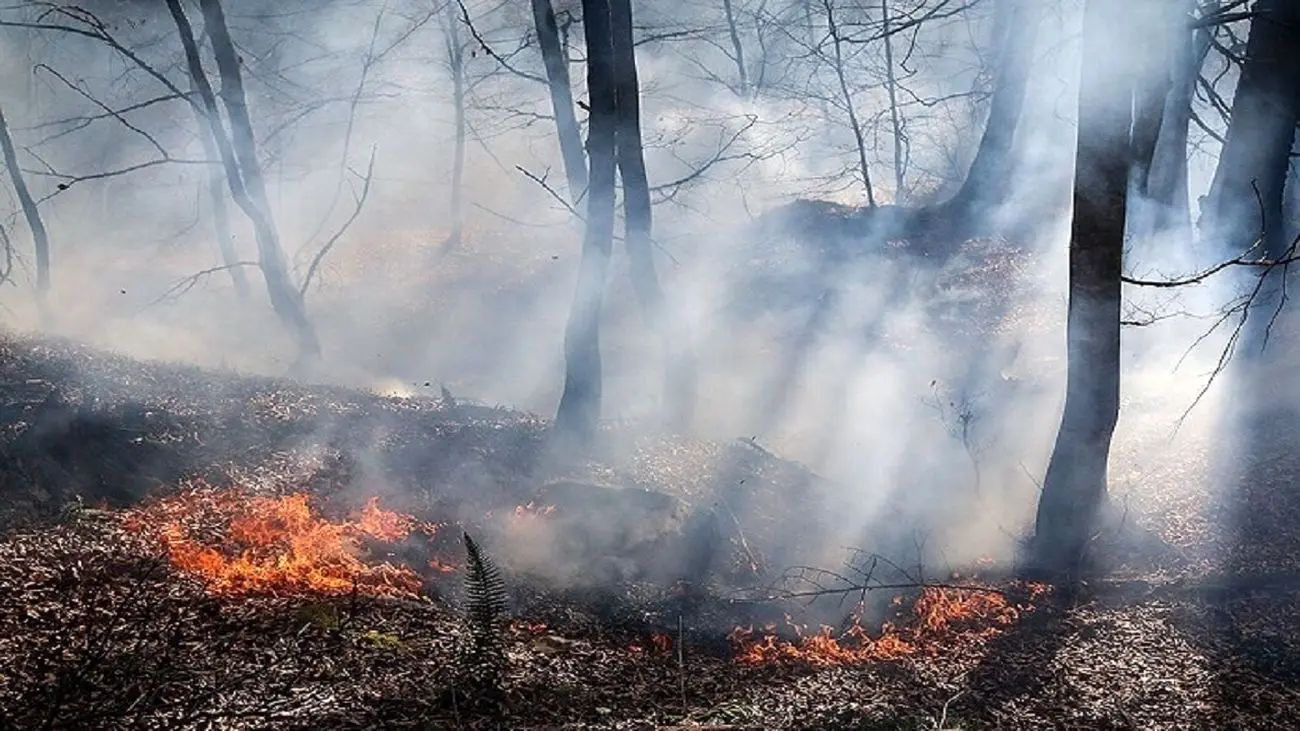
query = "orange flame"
xmin=124 ymin=485 xmax=427 ymax=598
xmin=730 ymin=583 xmax=1049 ymax=666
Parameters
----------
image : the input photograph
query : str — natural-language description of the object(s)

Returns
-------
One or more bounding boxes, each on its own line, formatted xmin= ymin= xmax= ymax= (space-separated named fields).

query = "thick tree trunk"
xmin=1145 ymin=0 xmax=1215 ymax=234
xmin=609 ymin=0 xmax=698 ymax=432
xmin=555 ymin=0 xmax=619 ymax=443
xmin=1202 ymin=0 xmax=1300 ymax=359
xmin=1030 ymin=0 xmax=1133 ymax=576
xmin=943 ymin=0 xmax=1037 ymax=220
xmin=0 ymin=103 xmax=51 ymax=321
xmin=1201 ymin=0 xmax=1300 ymax=258
xmin=444 ymin=3 xmax=467 ymax=250
xmin=191 ymin=0 xmax=321 ymax=363
xmin=532 ymin=0 xmax=589 ymax=202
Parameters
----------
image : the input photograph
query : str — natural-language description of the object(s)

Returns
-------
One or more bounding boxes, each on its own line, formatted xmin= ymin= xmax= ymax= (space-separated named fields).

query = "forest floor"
xmin=1 ymin=332 xmax=1298 ymax=730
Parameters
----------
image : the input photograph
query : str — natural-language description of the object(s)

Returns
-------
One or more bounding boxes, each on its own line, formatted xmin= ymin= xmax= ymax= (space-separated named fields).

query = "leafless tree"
xmin=0 ymin=103 xmax=51 ymax=321
xmin=531 ymin=0 xmax=588 ymax=201
xmin=556 ymin=0 xmax=619 ymax=442
xmin=610 ymin=0 xmax=698 ymax=431
xmin=444 ymin=1 xmax=469 ymax=251
xmin=166 ymin=0 xmax=321 ymax=363
xmin=1031 ymin=0 xmax=1149 ymax=575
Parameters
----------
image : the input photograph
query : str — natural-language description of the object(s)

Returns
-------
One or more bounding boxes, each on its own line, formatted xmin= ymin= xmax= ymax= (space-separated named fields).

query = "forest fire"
xmin=729 ymin=584 xmax=1050 ymax=666
xmin=122 ymin=484 xmax=431 ymax=598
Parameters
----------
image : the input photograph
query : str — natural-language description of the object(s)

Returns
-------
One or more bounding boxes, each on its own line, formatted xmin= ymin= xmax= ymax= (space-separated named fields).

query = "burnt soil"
xmin=1 ymin=332 xmax=1299 ymax=730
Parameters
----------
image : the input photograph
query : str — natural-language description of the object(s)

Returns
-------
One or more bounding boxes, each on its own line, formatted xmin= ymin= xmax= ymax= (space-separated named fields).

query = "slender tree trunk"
xmin=1030 ymin=0 xmax=1134 ymax=577
xmin=609 ymin=0 xmax=698 ymax=432
xmin=1201 ymin=0 xmax=1300 ymax=258
xmin=555 ymin=0 xmax=619 ymax=443
xmin=181 ymin=0 xmax=320 ymax=363
xmin=0 ymin=103 xmax=51 ymax=321
xmin=823 ymin=0 xmax=875 ymax=206
xmin=881 ymin=0 xmax=905 ymax=203
xmin=943 ymin=0 xmax=1037 ymax=219
xmin=444 ymin=3 xmax=467 ymax=250
xmin=192 ymin=81 xmax=250 ymax=298
xmin=1146 ymin=0 xmax=1214 ymax=234
xmin=1286 ymin=150 xmax=1300 ymax=246
xmin=803 ymin=0 xmax=831 ymax=121
xmin=532 ymin=0 xmax=589 ymax=201
xmin=722 ymin=0 xmax=749 ymax=95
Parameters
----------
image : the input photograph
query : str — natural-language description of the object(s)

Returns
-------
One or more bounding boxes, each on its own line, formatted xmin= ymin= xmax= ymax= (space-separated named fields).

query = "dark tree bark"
xmin=189 ymin=0 xmax=321 ymax=363
xmin=443 ymin=2 xmax=467 ymax=250
xmin=555 ymin=0 xmax=619 ymax=443
xmin=532 ymin=0 xmax=589 ymax=201
xmin=1201 ymin=0 xmax=1300 ymax=359
xmin=608 ymin=0 xmax=698 ymax=432
xmin=942 ymin=0 xmax=1037 ymax=220
xmin=0 ymin=103 xmax=51 ymax=320
xmin=1145 ymin=0 xmax=1215 ymax=234
xmin=1201 ymin=0 xmax=1300 ymax=258
xmin=1030 ymin=0 xmax=1135 ymax=576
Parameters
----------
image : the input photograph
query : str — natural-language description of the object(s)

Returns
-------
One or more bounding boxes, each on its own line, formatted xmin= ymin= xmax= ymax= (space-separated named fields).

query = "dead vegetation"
xmin=1 ymin=332 xmax=1300 ymax=729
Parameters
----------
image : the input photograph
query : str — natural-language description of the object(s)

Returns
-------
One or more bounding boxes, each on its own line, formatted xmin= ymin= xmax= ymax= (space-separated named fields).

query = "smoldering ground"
xmin=0 ymin=0 xmax=1274 ymax=621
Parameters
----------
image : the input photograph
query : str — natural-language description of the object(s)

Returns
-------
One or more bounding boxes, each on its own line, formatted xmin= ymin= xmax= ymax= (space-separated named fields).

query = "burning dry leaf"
xmin=122 ymin=483 xmax=426 ymax=599
xmin=729 ymin=584 xmax=1050 ymax=666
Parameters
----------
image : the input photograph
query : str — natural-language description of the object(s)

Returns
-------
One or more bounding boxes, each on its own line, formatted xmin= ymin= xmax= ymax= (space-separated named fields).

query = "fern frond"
xmin=456 ymin=530 xmax=509 ymax=713
xmin=463 ymin=531 xmax=508 ymax=639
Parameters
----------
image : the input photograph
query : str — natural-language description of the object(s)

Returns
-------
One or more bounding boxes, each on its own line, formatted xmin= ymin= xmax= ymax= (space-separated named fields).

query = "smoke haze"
xmin=0 ymin=0 xmax=1265 ymax=577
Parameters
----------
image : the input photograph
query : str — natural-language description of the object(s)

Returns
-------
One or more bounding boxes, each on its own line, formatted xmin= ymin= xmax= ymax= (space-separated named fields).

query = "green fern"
xmin=457 ymin=531 xmax=508 ymax=710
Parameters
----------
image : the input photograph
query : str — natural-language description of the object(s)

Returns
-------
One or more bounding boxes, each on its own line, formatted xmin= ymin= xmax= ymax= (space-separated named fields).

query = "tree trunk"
xmin=1201 ymin=0 xmax=1300 ymax=360
xmin=555 ymin=0 xmax=619 ymax=443
xmin=943 ymin=0 xmax=1037 ymax=220
xmin=0 ymin=103 xmax=51 ymax=322
xmin=191 ymin=81 xmax=251 ymax=299
xmin=1146 ymin=0 xmax=1215 ymax=234
xmin=1030 ymin=0 xmax=1133 ymax=577
xmin=1201 ymin=0 xmax=1300 ymax=258
xmin=823 ymin=0 xmax=875 ymax=206
xmin=444 ymin=2 xmax=467 ymax=251
xmin=191 ymin=0 xmax=321 ymax=363
xmin=721 ymin=0 xmax=749 ymax=95
xmin=532 ymin=0 xmax=589 ymax=202
xmin=609 ymin=0 xmax=698 ymax=432
xmin=881 ymin=0 xmax=906 ymax=203
xmin=1128 ymin=1 xmax=1176 ymax=198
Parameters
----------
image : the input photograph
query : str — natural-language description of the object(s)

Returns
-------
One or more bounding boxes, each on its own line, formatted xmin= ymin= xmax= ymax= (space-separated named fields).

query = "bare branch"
xmin=298 ymin=146 xmax=378 ymax=298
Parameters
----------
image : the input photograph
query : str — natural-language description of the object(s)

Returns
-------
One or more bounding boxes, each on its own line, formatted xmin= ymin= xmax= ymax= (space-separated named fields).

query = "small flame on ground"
xmin=123 ymin=484 xmax=428 ymax=598
xmin=729 ymin=583 xmax=1051 ymax=666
